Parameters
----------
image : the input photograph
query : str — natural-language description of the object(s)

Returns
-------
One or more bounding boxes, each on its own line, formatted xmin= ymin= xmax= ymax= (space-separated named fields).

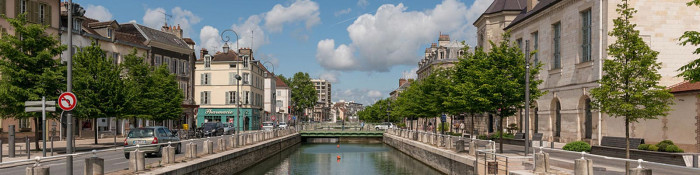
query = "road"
xmin=1 ymin=137 xmax=223 ymax=175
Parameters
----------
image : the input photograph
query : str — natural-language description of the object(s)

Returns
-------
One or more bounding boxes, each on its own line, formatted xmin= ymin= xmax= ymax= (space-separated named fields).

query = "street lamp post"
xmin=221 ymin=29 xmax=241 ymax=132
xmin=525 ymin=40 xmax=531 ymax=156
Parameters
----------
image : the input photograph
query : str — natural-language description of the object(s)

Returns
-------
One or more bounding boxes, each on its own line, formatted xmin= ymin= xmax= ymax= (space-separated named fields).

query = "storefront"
xmin=196 ymin=108 xmax=261 ymax=131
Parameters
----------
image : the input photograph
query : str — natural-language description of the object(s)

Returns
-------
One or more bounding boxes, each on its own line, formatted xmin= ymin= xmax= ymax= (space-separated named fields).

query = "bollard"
xmin=26 ymin=136 xmax=30 ymax=159
xmin=0 ymin=140 xmax=2 ymax=162
xmin=204 ymin=140 xmax=214 ymax=154
xmin=161 ymin=146 xmax=175 ymax=164
xmin=469 ymin=140 xmax=476 ymax=156
xmin=129 ymin=150 xmax=145 ymax=172
xmin=412 ymin=131 xmax=418 ymax=141
xmin=9 ymin=125 xmax=15 ymax=158
xmin=574 ymin=158 xmax=593 ymax=175
xmin=693 ymin=154 xmax=698 ymax=168
xmin=217 ymin=138 xmax=225 ymax=151
xmin=84 ymin=157 xmax=105 ymax=175
xmin=186 ymin=142 xmax=197 ymax=159
xmin=629 ymin=168 xmax=652 ymax=175
xmin=455 ymin=139 xmax=465 ymax=153
xmin=534 ymin=152 xmax=551 ymax=173
xmin=26 ymin=166 xmax=50 ymax=175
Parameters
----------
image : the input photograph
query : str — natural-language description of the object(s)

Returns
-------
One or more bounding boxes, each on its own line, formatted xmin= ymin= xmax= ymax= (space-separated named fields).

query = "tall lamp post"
xmin=221 ymin=29 xmax=241 ymax=132
xmin=524 ymin=40 xmax=531 ymax=156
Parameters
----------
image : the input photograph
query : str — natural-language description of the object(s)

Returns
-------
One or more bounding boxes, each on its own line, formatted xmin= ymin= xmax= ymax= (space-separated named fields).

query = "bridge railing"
xmin=0 ymin=128 xmax=298 ymax=174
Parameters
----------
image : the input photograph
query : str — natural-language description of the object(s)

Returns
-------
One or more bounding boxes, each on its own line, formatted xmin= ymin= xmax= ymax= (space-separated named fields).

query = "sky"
xmin=74 ymin=0 xmax=491 ymax=105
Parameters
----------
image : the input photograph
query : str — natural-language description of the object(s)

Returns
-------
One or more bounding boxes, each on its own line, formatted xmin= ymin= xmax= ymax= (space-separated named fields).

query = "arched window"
xmin=534 ymin=107 xmax=539 ymax=133
xmin=555 ymin=100 xmax=561 ymax=137
xmin=584 ymin=98 xmax=593 ymax=139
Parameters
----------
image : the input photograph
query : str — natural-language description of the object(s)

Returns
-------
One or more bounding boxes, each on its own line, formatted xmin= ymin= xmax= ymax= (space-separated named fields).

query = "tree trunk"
xmin=499 ymin=113 xmax=504 ymax=153
xmin=34 ymin=117 xmax=40 ymax=151
xmin=94 ymin=119 xmax=98 ymax=145
xmin=471 ymin=113 xmax=475 ymax=137
xmin=625 ymin=117 xmax=630 ymax=175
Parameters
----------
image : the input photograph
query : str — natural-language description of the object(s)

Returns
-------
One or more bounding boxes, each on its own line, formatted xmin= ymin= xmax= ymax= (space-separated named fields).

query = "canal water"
xmin=238 ymin=143 xmax=443 ymax=175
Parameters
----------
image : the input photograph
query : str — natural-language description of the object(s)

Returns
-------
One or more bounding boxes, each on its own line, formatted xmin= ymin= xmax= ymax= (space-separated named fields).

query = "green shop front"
xmin=196 ymin=108 xmax=261 ymax=131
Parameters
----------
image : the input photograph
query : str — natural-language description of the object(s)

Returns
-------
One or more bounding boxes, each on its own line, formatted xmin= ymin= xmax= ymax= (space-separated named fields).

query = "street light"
xmin=220 ymin=29 xmax=242 ymax=132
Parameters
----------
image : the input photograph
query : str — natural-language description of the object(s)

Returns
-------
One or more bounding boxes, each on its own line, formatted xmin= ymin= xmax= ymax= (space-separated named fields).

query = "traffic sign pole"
xmin=42 ymin=96 xmax=46 ymax=157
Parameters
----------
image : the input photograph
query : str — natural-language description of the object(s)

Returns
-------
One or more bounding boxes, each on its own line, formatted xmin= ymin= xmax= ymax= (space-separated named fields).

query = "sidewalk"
xmin=1 ymin=136 xmax=124 ymax=163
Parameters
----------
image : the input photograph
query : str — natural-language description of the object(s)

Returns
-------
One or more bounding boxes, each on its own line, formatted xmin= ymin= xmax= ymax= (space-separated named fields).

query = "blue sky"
xmin=74 ymin=0 xmax=490 ymax=105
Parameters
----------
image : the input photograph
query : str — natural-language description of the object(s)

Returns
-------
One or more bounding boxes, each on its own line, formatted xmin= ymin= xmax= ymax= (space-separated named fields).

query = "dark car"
xmin=200 ymin=122 xmax=225 ymax=137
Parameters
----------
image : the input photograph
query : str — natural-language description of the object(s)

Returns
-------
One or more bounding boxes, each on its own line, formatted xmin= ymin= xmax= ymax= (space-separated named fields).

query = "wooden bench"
xmin=513 ymin=133 xmax=525 ymax=140
xmin=601 ymin=136 xmax=644 ymax=149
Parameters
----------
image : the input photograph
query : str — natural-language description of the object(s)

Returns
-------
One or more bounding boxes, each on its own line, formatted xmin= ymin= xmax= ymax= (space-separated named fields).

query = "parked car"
xmin=223 ymin=123 xmax=236 ymax=134
xmin=124 ymin=126 xmax=180 ymax=159
xmin=278 ymin=122 xmax=288 ymax=129
xmin=374 ymin=122 xmax=395 ymax=130
xmin=262 ymin=121 xmax=275 ymax=130
xmin=200 ymin=122 xmax=225 ymax=137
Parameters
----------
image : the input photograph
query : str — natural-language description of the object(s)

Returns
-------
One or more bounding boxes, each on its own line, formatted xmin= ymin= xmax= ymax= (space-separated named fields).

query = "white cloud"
xmin=231 ymin=15 xmax=267 ymax=51
xmin=143 ymin=7 xmax=201 ymax=38
xmin=357 ymin=0 xmax=369 ymax=7
xmin=128 ymin=20 xmax=137 ymax=23
xmin=319 ymin=71 xmax=340 ymax=83
xmin=401 ymin=67 xmax=418 ymax=79
xmin=199 ymin=26 xmax=222 ymax=52
xmin=264 ymin=0 xmax=321 ymax=32
xmin=85 ymin=5 xmax=113 ymax=21
xmin=334 ymin=8 xmax=352 ymax=17
xmin=332 ymin=88 xmax=386 ymax=105
xmin=316 ymin=0 xmax=490 ymax=72
xmin=143 ymin=8 xmax=165 ymax=29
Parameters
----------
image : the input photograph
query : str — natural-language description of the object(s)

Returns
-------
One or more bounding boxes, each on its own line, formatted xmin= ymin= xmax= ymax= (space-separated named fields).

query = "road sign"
xmin=441 ymin=114 xmax=446 ymax=122
xmin=24 ymin=96 xmax=56 ymax=157
xmin=58 ymin=92 xmax=77 ymax=111
xmin=25 ymin=107 xmax=56 ymax=112
xmin=293 ymin=116 xmax=296 ymax=120
xmin=272 ymin=116 xmax=276 ymax=121
xmin=25 ymin=101 xmax=55 ymax=106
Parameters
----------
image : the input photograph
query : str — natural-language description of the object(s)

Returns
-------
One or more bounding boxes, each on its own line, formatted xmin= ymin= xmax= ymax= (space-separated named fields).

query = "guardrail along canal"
xmin=238 ymin=143 xmax=443 ymax=175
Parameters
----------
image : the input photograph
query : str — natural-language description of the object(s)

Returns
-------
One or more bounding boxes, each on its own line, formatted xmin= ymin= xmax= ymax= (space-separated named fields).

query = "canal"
xmin=238 ymin=143 xmax=443 ymax=175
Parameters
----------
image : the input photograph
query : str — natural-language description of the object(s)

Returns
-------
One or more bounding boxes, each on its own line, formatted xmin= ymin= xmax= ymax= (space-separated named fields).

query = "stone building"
xmin=416 ymin=34 xmax=466 ymax=80
xmin=389 ymin=78 xmax=413 ymax=100
xmin=476 ymin=0 xmax=700 ymax=152
xmin=311 ymin=79 xmax=331 ymax=121
xmin=194 ymin=47 xmax=264 ymax=131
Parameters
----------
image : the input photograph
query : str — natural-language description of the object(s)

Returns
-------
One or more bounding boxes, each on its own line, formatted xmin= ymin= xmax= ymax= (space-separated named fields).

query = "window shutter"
xmin=206 ymin=92 xmax=211 ymax=104
xmin=200 ymin=74 xmax=204 ymax=85
xmin=200 ymin=91 xmax=204 ymax=104
xmin=229 ymin=72 xmax=233 ymax=85
xmin=30 ymin=0 xmax=37 ymax=23
xmin=44 ymin=4 xmax=50 ymax=25
xmin=14 ymin=0 xmax=19 ymax=17
xmin=225 ymin=92 xmax=230 ymax=105
xmin=1 ymin=0 xmax=6 ymax=15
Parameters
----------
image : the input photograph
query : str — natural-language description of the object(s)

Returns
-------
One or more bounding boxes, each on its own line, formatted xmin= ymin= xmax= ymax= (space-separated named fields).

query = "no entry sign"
xmin=58 ymin=92 xmax=77 ymax=111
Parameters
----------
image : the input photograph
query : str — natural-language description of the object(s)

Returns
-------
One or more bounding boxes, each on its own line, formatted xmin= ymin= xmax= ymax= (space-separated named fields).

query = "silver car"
xmin=223 ymin=123 xmax=236 ymax=134
xmin=123 ymin=126 xmax=181 ymax=159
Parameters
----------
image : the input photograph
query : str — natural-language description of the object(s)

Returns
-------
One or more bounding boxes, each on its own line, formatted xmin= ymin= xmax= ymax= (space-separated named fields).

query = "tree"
xmin=470 ymin=33 xmax=544 ymax=153
xmin=677 ymin=0 xmax=700 ymax=81
xmin=289 ymin=72 xmax=317 ymax=121
xmin=72 ymin=42 xmax=126 ymax=144
xmin=590 ymin=0 xmax=674 ymax=172
xmin=122 ymin=50 xmax=152 ymax=123
xmin=277 ymin=74 xmax=291 ymax=86
xmin=447 ymin=46 xmax=492 ymax=135
xmin=0 ymin=14 xmax=66 ymax=150
xmin=148 ymin=65 xmax=183 ymax=121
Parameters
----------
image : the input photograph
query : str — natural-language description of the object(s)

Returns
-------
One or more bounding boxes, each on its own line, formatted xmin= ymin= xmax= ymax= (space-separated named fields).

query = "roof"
xmin=669 ymin=81 xmax=700 ymax=93
xmin=211 ymin=52 xmax=240 ymax=61
xmin=132 ymin=24 xmax=191 ymax=50
xmin=88 ymin=20 xmax=118 ymax=29
xmin=483 ymin=0 xmax=527 ymax=14
xmin=183 ymin=38 xmax=195 ymax=45
xmin=438 ymin=34 xmax=450 ymax=41
xmin=116 ymin=23 xmax=148 ymax=47
xmin=276 ymin=76 xmax=289 ymax=88
xmin=505 ymin=0 xmax=560 ymax=30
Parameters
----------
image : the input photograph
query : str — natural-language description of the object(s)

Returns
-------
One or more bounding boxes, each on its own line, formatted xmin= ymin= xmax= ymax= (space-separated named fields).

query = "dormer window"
xmin=440 ymin=51 xmax=445 ymax=59
xmin=204 ymin=55 xmax=212 ymax=68
xmin=243 ymin=56 xmax=249 ymax=68
xmin=107 ymin=28 xmax=113 ymax=38
xmin=72 ymin=18 xmax=81 ymax=32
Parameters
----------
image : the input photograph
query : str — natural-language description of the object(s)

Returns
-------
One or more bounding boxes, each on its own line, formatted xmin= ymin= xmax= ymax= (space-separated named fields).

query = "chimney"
xmin=199 ymin=48 xmax=208 ymax=60
xmin=399 ymin=78 xmax=407 ymax=87
xmin=527 ymin=0 xmax=539 ymax=12
xmin=176 ymin=24 xmax=183 ymax=38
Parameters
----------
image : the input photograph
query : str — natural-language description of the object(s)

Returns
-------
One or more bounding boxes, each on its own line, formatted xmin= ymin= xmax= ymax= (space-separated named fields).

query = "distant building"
xmin=416 ymin=34 xmax=466 ymax=80
xmin=390 ymin=78 xmax=413 ymax=100
xmin=311 ymin=79 xmax=331 ymax=121
xmin=262 ymin=65 xmax=276 ymax=122
xmin=331 ymin=101 xmax=363 ymax=123
xmin=194 ymin=47 xmax=264 ymax=131
xmin=275 ymin=77 xmax=291 ymax=123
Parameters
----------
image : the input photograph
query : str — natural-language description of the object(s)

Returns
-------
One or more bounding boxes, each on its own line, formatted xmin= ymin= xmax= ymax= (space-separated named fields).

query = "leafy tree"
xmin=471 ymin=33 xmax=543 ymax=153
xmin=591 ymin=0 xmax=673 ymax=172
xmin=122 ymin=50 xmax=152 ymax=122
xmin=448 ymin=47 xmax=492 ymax=135
xmin=0 ymin=14 xmax=66 ymax=150
xmin=121 ymin=51 xmax=182 ymax=125
xmin=289 ymin=72 xmax=317 ymax=121
xmin=277 ymin=74 xmax=291 ymax=86
xmin=72 ymin=42 xmax=126 ymax=144
xmin=677 ymin=0 xmax=700 ymax=81
xmin=590 ymin=0 xmax=674 ymax=169
xmin=149 ymin=65 xmax=183 ymax=121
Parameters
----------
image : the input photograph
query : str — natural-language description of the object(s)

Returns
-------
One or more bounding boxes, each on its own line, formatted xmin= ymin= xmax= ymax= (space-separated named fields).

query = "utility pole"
xmin=66 ymin=1 xmax=74 ymax=175
xmin=524 ymin=40 xmax=530 ymax=156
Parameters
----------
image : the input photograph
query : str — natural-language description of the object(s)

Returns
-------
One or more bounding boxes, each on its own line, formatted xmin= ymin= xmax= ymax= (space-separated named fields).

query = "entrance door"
xmin=244 ymin=117 xmax=250 ymax=131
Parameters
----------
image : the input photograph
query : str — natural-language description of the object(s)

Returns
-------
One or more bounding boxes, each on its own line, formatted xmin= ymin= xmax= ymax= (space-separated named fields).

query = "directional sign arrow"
xmin=25 ymin=107 xmax=56 ymax=112
xmin=25 ymin=101 xmax=56 ymax=107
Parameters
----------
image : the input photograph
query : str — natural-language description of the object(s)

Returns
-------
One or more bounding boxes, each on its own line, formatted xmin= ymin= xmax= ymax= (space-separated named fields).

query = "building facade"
xmin=477 ymin=0 xmax=700 ymax=151
xmin=262 ymin=65 xmax=276 ymax=122
xmin=311 ymin=79 xmax=331 ymax=122
xmin=275 ymin=77 xmax=291 ymax=123
xmin=416 ymin=34 xmax=466 ymax=80
xmin=194 ymin=48 xmax=264 ymax=131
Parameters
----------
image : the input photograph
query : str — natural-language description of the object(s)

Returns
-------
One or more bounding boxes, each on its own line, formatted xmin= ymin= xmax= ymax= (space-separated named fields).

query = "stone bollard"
xmin=186 ymin=142 xmax=197 ymax=159
xmin=161 ymin=146 xmax=175 ymax=164
xmin=26 ymin=166 xmax=50 ymax=175
xmin=629 ymin=168 xmax=652 ymax=175
xmin=230 ymin=135 xmax=238 ymax=148
xmin=217 ymin=138 xmax=225 ymax=151
xmin=84 ymin=157 xmax=105 ymax=175
xmin=455 ymin=139 xmax=465 ymax=153
xmin=129 ymin=150 xmax=145 ymax=172
xmin=431 ymin=134 xmax=437 ymax=146
xmin=446 ymin=136 xmax=453 ymax=149
xmin=412 ymin=131 xmax=418 ymax=141
xmin=574 ymin=158 xmax=593 ymax=175
xmin=534 ymin=152 xmax=551 ymax=173
xmin=203 ymin=140 xmax=214 ymax=154
xmin=469 ymin=140 xmax=477 ymax=156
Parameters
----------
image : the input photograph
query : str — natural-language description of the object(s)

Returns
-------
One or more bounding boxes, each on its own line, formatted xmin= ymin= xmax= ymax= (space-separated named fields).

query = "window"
xmin=478 ymin=33 xmax=484 ymax=49
xmin=20 ymin=0 xmax=27 ymax=14
xmin=204 ymin=55 xmax=211 ymax=68
xmin=584 ymin=98 xmax=593 ymax=139
xmin=107 ymin=28 xmax=113 ymax=38
xmin=516 ymin=38 xmax=523 ymax=52
xmin=581 ymin=9 xmax=592 ymax=62
xmin=155 ymin=55 xmax=162 ymax=66
xmin=39 ymin=3 xmax=45 ymax=24
xmin=72 ymin=19 xmax=81 ymax=32
xmin=19 ymin=118 xmax=30 ymax=129
xmin=201 ymin=73 xmax=210 ymax=85
xmin=226 ymin=91 xmax=236 ymax=105
xmin=182 ymin=60 xmax=189 ymax=76
xmin=532 ymin=32 xmax=539 ymax=64
xmin=112 ymin=52 xmax=120 ymax=65
xmin=245 ymin=91 xmax=249 ymax=105
xmin=200 ymin=91 xmax=211 ymax=105
xmin=555 ymin=100 xmax=561 ymax=137
xmin=553 ymin=22 xmax=561 ymax=69
xmin=243 ymin=73 xmax=250 ymax=85
xmin=439 ymin=51 xmax=444 ymax=59
xmin=243 ymin=56 xmax=249 ymax=68
xmin=277 ymin=91 xmax=281 ymax=95
xmin=0 ymin=0 xmax=6 ymax=15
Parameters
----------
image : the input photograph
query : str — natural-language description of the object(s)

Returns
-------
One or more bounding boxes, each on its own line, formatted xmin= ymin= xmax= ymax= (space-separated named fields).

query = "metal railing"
xmin=0 ymin=127 xmax=298 ymax=174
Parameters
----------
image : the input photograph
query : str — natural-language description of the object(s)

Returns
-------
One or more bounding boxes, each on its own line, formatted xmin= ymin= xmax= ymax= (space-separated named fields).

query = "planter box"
xmin=591 ymin=145 xmax=686 ymax=166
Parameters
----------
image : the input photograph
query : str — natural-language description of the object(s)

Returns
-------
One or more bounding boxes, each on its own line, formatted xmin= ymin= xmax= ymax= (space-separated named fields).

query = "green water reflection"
xmin=238 ymin=143 xmax=443 ymax=175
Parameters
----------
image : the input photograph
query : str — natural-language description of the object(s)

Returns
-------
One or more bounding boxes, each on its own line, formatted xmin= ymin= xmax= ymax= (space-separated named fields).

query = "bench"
xmin=513 ymin=133 xmax=525 ymax=140
xmin=600 ymin=136 xmax=644 ymax=149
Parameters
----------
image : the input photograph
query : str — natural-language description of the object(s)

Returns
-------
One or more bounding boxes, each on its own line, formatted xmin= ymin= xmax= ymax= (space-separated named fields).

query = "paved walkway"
xmin=1 ymin=137 xmax=124 ymax=163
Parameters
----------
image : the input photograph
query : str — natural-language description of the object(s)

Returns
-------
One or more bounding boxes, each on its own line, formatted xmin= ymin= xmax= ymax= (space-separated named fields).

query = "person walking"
xmin=360 ymin=121 xmax=365 ymax=131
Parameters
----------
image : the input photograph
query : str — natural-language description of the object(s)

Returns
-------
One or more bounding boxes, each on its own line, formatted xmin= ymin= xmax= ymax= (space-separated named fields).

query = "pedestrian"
xmin=460 ymin=122 xmax=465 ymax=135
xmin=360 ymin=121 xmax=365 ymax=131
